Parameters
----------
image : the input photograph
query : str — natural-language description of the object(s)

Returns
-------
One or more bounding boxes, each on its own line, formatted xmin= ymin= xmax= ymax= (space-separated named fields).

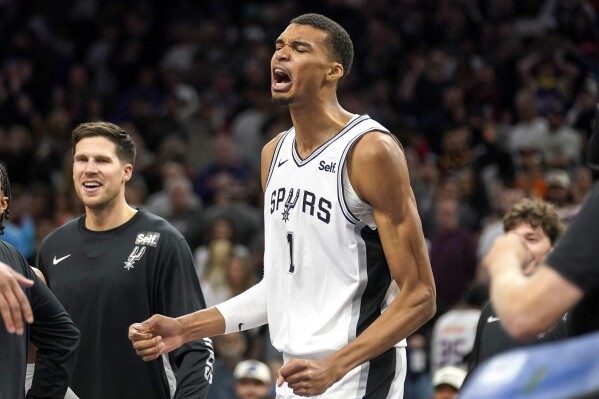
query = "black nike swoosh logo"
xmin=278 ymin=159 xmax=288 ymax=167
xmin=238 ymin=323 xmax=244 ymax=331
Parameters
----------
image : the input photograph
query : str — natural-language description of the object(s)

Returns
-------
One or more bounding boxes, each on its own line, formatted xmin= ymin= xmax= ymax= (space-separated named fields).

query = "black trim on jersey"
xmin=355 ymin=226 xmax=391 ymax=338
xmin=291 ymin=114 xmax=368 ymax=166
xmin=364 ymin=347 xmax=397 ymax=398
xmin=265 ymin=127 xmax=294 ymax=189
xmin=355 ymin=226 xmax=395 ymax=398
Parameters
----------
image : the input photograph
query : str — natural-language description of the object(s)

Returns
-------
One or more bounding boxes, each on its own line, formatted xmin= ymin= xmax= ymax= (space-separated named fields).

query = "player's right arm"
xmin=129 ymin=134 xmax=285 ymax=361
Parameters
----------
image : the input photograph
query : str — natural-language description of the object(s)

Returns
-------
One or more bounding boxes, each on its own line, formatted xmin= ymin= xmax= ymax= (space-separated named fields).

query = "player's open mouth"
xmin=272 ymin=68 xmax=291 ymax=91
xmin=83 ymin=181 xmax=102 ymax=193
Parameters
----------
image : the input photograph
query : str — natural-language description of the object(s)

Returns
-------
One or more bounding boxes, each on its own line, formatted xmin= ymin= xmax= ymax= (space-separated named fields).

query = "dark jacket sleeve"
xmin=153 ymin=238 xmax=214 ymax=399
xmin=465 ymin=301 xmax=490 ymax=381
xmin=26 ymin=269 xmax=80 ymax=399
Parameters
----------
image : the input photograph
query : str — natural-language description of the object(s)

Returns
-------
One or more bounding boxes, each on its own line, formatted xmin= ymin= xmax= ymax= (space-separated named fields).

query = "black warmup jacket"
xmin=547 ymin=182 xmax=599 ymax=336
xmin=468 ymin=300 xmax=569 ymax=375
xmin=0 ymin=240 xmax=80 ymax=399
xmin=37 ymin=210 xmax=213 ymax=399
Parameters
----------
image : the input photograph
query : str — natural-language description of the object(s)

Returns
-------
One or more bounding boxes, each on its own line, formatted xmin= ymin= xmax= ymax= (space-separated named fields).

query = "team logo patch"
xmin=135 ymin=232 xmax=161 ymax=247
xmin=282 ymin=188 xmax=300 ymax=222
xmin=124 ymin=246 xmax=146 ymax=270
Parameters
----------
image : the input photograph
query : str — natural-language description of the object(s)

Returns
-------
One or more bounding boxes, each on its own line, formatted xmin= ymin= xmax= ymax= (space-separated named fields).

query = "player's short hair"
xmin=0 ymin=163 xmax=11 ymax=235
xmin=291 ymin=13 xmax=354 ymax=79
xmin=72 ymin=122 xmax=136 ymax=165
xmin=503 ymin=198 xmax=564 ymax=244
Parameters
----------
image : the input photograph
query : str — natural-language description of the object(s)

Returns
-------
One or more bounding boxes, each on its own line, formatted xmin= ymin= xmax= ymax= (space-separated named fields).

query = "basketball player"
xmin=36 ymin=122 xmax=214 ymax=399
xmin=129 ymin=13 xmax=436 ymax=398
xmin=468 ymin=199 xmax=567 ymax=374
xmin=429 ymin=283 xmax=487 ymax=375
xmin=0 ymin=164 xmax=80 ymax=398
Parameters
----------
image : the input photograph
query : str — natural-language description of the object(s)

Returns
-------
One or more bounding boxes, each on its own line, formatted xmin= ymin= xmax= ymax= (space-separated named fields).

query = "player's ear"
xmin=122 ymin=163 xmax=133 ymax=183
xmin=326 ymin=62 xmax=344 ymax=83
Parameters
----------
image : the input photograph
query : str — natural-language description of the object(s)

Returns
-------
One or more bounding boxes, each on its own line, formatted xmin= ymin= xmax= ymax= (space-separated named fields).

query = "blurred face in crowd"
xmin=435 ymin=198 xmax=460 ymax=233
xmin=271 ymin=23 xmax=337 ymax=106
xmin=73 ymin=136 xmax=132 ymax=211
xmin=509 ymin=222 xmax=552 ymax=275
xmin=235 ymin=378 xmax=270 ymax=399
xmin=433 ymin=384 xmax=459 ymax=399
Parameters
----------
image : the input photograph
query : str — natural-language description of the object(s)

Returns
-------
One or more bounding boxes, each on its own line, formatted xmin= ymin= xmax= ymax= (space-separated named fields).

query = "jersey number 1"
xmin=286 ymin=232 xmax=295 ymax=274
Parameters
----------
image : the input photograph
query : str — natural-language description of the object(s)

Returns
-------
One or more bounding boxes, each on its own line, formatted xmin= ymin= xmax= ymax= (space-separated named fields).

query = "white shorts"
xmin=277 ymin=347 xmax=406 ymax=399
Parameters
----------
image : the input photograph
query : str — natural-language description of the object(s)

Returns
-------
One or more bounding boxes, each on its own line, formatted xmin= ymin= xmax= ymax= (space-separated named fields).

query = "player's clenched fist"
xmin=128 ymin=314 xmax=184 ymax=361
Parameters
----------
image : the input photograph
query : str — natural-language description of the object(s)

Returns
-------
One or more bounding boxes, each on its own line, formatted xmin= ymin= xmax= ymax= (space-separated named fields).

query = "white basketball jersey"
xmin=264 ymin=114 xmax=407 ymax=359
xmin=430 ymin=308 xmax=481 ymax=375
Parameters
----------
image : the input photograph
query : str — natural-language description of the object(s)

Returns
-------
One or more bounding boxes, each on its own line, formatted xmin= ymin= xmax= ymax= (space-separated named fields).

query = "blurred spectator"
xmin=544 ymin=169 xmax=578 ymax=223
xmin=541 ymin=101 xmax=583 ymax=169
xmin=508 ymin=91 xmax=549 ymax=157
xmin=1 ymin=184 xmax=36 ymax=263
xmin=161 ymin=176 xmax=204 ymax=242
xmin=422 ymin=176 xmax=478 ymax=238
xmin=405 ymin=333 xmax=432 ymax=399
xmin=209 ymin=332 xmax=249 ymax=399
xmin=193 ymin=134 xmax=253 ymax=207
xmin=193 ymin=216 xmax=250 ymax=290
xmin=408 ymin=149 xmax=439 ymax=222
xmin=431 ymin=366 xmax=466 ymax=399
xmin=476 ymin=184 xmax=526 ymax=264
xmin=201 ymin=177 xmax=262 ymax=249
xmin=144 ymin=160 xmax=199 ymax=216
xmin=202 ymin=252 xmax=258 ymax=307
xmin=0 ymin=125 xmax=35 ymax=186
xmin=472 ymin=120 xmax=517 ymax=195
xmin=231 ymin=90 xmax=274 ymax=171
xmin=125 ymin=176 xmax=149 ymax=209
xmin=429 ymin=283 xmax=488 ymax=375
xmin=515 ymin=148 xmax=548 ymax=199
xmin=437 ymin=127 xmax=473 ymax=176
xmin=429 ymin=197 xmax=477 ymax=314
xmin=570 ymin=165 xmax=594 ymax=205
xmin=233 ymin=359 xmax=272 ymax=399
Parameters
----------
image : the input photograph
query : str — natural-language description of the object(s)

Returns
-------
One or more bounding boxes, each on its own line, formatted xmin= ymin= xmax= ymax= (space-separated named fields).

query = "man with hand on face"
xmin=129 ymin=13 xmax=435 ymax=399
xmin=37 ymin=122 xmax=214 ymax=399
xmin=469 ymin=198 xmax=567 ymax=375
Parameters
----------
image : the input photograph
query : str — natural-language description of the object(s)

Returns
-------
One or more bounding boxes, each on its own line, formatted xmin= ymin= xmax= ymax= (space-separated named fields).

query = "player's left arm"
xmin=336 ymin=131 xmax=436 ymax=370
xmin=25 ymin=260 xmax=80 ymax=398
xmin=155 ymin=238 xmax=214 ymax=398
xmin=279 ymin=132 xmax=436 ymax=396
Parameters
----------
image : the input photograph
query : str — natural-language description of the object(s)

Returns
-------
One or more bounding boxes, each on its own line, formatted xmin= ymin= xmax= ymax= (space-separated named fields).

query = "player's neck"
xmin=290 ymin=100 xmax=354 ymax=159
xmin=84 ymin=198 xmax=137 ymax=231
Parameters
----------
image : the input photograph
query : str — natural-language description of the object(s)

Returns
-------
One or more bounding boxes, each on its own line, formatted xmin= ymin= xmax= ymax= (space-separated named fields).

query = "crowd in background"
xmin=1 ymin=0 xmax=598 ymax=398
